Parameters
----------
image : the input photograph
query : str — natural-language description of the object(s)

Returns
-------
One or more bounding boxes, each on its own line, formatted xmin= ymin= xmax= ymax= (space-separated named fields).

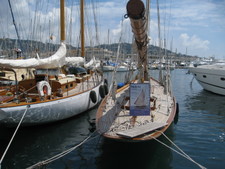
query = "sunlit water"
xmin=0 ymin=69 xmax=224 ymax=169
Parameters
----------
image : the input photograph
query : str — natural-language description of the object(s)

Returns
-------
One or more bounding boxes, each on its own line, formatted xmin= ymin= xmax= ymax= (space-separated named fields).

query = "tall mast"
xmin=157 ymin=0 xmax=163 ymax=84
xmin=80 ymin=0 xmax=85 ymax=57
xmin=8 ymin=0 xmax=23 ymax=58
xmin=126 ymin=0 xmax=149 ymax=81
xmin=60 ymin=0 xmax=66 ymax=42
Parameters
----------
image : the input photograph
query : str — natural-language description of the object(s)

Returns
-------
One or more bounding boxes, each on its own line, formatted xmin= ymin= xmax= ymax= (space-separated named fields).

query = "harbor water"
xmin=0 ymin=69 xmax=225 ymax=169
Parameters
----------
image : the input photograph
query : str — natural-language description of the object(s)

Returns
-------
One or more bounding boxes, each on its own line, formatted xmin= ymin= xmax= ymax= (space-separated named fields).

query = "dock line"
xmin=152 ymin=130 xmax=206 ymax=169
xmin=27 ymin=130 xmax=98 ymax=169
xmin=0 ymin=105 xmax=30 ymax=169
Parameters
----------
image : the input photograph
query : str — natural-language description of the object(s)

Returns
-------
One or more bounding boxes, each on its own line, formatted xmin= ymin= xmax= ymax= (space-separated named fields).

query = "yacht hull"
xmin=189 ymin=65 xmax=225 ymax=95
xmin=0 ymin=81 xmax=105 ymax=127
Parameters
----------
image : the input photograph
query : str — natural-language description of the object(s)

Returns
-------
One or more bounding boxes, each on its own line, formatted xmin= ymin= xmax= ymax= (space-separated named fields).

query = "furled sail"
xmin=126 ymin=0 xmax=149 ymax=80
xmin=84 ymin=57 xmax=96 ymax=68
xmin=126 ymin=0 xmax=148 ymax=63
xmin=0 ymin=42 xmax=66 ymax=69
xmin=65 ymin=57 xmax=84 ymax=66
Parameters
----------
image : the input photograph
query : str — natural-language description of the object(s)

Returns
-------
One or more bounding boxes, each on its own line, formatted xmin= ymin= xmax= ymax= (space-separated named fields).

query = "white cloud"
xmin=179 ymin=33 xmax=210 ymax=50
xmin=110 ymin=19 xmax=130 ymax=43
xmin=1 ymin=0 xmax=224 ymax=58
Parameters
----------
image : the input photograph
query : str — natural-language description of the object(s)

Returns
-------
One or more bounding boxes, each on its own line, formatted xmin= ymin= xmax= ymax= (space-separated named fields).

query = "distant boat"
xmin=0 ymin=0 xmax=107 ymax=127
xmin=189 ymin=63 xmax=225 ymax=95
xmin=102 ymin=61 xmax=116 ymax=72
xmin=96 ymin=0 xmax=177 ymax=142
xmin=117 ymin=65 xmax=129 ymax=72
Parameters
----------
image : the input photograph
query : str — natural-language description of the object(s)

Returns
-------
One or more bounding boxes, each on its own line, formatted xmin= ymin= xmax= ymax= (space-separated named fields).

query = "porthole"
xmin=221 ymin=77 xmax=225 ymax=81
xmin=203 ymin=75 xmax=207 ymax=78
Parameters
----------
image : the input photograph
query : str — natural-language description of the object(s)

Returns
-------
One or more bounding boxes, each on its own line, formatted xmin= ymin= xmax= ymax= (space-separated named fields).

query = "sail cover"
xmin=65 ymin=56 xmax=84 ymax=66
xmin=0 ymin=43 xmax=67 ymax=69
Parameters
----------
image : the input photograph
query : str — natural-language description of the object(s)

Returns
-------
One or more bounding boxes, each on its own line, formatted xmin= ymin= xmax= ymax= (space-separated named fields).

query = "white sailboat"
xmin=96 ymin=0 xmax=177 ymax=142
xmin=0 ymin=0 xmax=107 ymax=127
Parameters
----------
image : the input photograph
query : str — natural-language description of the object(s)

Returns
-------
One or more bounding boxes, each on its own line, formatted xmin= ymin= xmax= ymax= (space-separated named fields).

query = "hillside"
xmin=0 ymin=38 xmax=198 ymax=62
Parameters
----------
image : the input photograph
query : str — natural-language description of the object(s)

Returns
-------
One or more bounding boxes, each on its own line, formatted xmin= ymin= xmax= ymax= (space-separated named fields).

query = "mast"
xmin=157 ymin=0 xmax=163 ymax=84
xmin=8 ymin=0 xmax=23 ymax=58
xmin=80 ymin=0 xmax=85 ymax=57
xmin=126 ymin=0 xmax=149 ymax=81
xmin=60 ymin=0 xmax=66 ymax=42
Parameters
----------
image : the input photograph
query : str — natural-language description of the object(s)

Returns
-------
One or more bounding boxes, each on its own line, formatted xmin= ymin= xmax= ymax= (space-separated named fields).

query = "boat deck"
xmin=97 ymin=79 xmax=174 ymax=139
xmin=0 ymin=72 xmax=103 ymax=107
xmin=62 ymin=73 xmax=102 ymax=97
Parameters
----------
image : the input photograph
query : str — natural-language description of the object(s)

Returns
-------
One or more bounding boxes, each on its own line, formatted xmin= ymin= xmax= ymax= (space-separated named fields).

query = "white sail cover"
xmin=84 ymin=57 xmax=101 ymax=69
xmin=65 ymin=57 xmax=84 ymax=66
xmin=0 ymin=43 xmax=66 ymax=69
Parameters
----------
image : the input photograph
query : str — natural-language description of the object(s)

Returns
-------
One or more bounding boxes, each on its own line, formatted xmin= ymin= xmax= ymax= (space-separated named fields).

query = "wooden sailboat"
xmin=0 ymin=0 xmax=107 ymax=127
xmin=96 ymin=0 xmax=177 ymax=142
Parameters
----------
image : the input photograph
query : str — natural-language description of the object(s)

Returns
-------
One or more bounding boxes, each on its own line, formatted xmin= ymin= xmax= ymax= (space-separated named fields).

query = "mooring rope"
xmin=0 ymin=105 xmax=29 ymax=169
xmin=27 ymin=131 xmax=98 ymax=169
xmin=152 ymin=130 xmax=206 ymax=169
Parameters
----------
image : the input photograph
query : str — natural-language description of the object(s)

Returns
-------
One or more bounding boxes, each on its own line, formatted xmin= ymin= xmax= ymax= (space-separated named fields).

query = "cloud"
xmin=179 ymin=33 xmax=210 ymax=50
xmin=110 ymin=19 xmax=131 ymax=43
xmin=1 ymin=0 xmax=224 ymax=58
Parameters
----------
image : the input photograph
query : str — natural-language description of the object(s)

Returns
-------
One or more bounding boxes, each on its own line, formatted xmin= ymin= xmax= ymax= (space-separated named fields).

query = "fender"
xmin=104 ymin=84 xmax=108 ymax=95
xmin=99 ymin=85 xmax=105 ymax=98
xmin=90 ymin=90 xmax=97 ymax=103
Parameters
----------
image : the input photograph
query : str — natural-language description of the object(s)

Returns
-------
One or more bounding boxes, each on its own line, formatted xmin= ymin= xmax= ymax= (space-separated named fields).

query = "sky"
xmin=0 ymin=0 xmax=225 ymax=59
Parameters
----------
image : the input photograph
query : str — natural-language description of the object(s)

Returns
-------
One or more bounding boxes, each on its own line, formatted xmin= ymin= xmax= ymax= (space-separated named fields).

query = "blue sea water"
xmin=0 ymin=69 xmax=225 ymax=169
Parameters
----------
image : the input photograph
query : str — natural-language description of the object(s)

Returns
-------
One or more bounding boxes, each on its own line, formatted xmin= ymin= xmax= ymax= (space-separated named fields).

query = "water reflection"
xmin=0 ymin=109 xmax=95 ymax=169
xmin=98 ymin=126 xmax=174 ymax=169
xmin=185 ymin=90 xmax=225 ymax=119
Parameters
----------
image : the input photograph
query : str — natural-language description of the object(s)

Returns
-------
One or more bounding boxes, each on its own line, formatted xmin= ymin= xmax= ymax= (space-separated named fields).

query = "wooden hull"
xmin=0 ymin=80 xmax=105 ymax=127
xmin=96 ymin=78 xmax=177 ymax=142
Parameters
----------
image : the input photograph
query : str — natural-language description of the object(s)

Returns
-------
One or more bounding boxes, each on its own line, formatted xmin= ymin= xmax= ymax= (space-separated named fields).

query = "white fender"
xmin=37 ymin=81 xmax=52 ymax=96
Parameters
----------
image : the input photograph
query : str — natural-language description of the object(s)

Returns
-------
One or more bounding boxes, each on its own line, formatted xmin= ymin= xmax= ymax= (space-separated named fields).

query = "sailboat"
xmin=0 ymin=0 xmax=106 ymax=127
xmin=96 ymin=0 xmax=177 ymax=142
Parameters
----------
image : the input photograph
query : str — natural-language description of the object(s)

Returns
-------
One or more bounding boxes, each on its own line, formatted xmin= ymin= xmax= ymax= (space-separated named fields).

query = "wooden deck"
xmin=96 ymin=78 xmax=175 ymax=140
xmin=116 ymin=122 xmax=167 ymax=138
xmin=0 ymin=72 xmax=103 ymax=106
xmin=62 ymin=73 xmax=102 ymax=96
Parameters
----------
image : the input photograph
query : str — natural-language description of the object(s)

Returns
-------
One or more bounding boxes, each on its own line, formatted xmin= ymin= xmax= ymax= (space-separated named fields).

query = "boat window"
xmin=221 ymin=77 xmax=225 ymax=81
xmin=203 ymin=75 xmax=207 ymax=78
xmin=194 ymin=74 xmax=197 ymax=76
